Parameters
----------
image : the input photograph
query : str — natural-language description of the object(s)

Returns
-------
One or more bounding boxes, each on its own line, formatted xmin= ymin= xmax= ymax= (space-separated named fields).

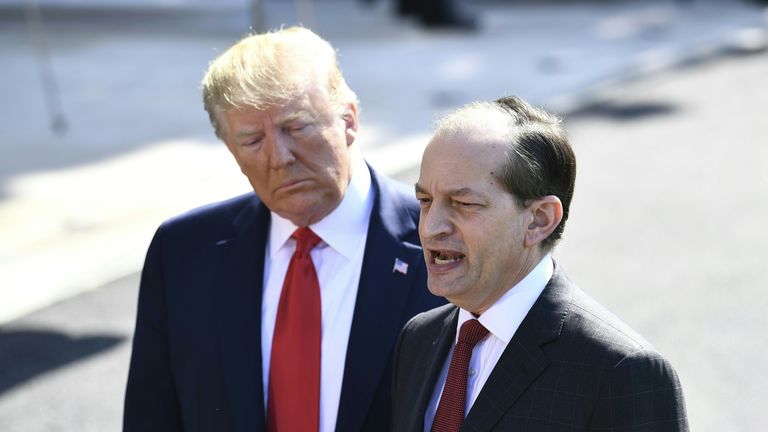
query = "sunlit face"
xmin=220 ymin=83 xmax=358 ymax=226
xmin=416 ymin=120 xmax=540 ymax=315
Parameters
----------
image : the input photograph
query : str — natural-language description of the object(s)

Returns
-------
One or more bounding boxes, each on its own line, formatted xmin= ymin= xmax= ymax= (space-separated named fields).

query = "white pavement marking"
xmin=0 ymin=140 xmax=247 ymax=322
xmin=0 ymin=133 xmax=427 ymax=323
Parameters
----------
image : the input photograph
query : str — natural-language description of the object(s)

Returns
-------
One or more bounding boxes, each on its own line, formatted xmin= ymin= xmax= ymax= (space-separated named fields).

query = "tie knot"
xmin=457 ymin=319 xmax=489 ymax=348
xmin=292 ymin=227 xmax=322 ymax=256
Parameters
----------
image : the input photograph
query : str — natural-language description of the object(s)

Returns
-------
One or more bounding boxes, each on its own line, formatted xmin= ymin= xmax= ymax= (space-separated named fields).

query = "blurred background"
xmin=1 ymin=0 xmax=767 ymax=430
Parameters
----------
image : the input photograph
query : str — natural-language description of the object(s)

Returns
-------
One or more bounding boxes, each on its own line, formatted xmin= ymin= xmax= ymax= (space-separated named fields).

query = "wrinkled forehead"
xmin=423 ymin=129 xmax=507 ymax=182
xmin=234 ymin=68 xmax=328 ymax=112
xmin=215 ymin=79 xmax=331 ymax=134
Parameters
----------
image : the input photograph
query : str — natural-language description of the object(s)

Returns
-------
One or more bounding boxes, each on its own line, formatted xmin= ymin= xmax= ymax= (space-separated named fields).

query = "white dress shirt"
xmin=424 ymin=255 xmax=554 ymax=431
xmin=261 ymin=153 xmax=374 ymax=432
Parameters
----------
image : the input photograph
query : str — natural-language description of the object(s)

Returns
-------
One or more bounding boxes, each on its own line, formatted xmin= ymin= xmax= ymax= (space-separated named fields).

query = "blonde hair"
xmin=202 ymin=26 xmax=358 ymax=138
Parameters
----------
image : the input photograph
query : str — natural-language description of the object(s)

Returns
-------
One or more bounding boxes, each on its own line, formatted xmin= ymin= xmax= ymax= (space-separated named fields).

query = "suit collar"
xmin=461 ymin=263 xmax=572 ymax=431
xmin=367 ymin=163 xmax=418 ymax=239
xmin=334 ymin=166 xmax=425 ymax=432
xmin=215 ymin=196 xmax=270 ymax=432
xmin=405 ymin=306 xmax=459 ymax=432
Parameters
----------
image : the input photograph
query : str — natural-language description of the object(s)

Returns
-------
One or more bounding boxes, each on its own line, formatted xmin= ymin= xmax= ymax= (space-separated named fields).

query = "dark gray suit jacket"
xmin=392 ymin=265 xmax=688 ymax=431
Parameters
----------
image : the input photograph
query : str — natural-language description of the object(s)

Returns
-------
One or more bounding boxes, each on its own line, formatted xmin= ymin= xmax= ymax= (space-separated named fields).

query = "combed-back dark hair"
xmin=493 ymin=96 xmax=576 ymax=248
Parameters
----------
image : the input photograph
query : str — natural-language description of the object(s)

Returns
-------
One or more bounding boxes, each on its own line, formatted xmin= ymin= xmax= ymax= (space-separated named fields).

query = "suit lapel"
xmin=335 ymin=170 xmax=426 ymax=432
xmin=461 ymin=338 xmax=549 ymax=432
xmin=214 ymin=198 xmax=270 ymax=432
xmin=403 ymin=307 xmax=459 ymax=432
xmin=462 ymin=266 xmax=572 ymax=432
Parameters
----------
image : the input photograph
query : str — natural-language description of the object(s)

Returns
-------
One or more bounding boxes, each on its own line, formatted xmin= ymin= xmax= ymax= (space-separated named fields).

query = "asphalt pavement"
xmin=1 ymin=0 xmax=767 ymax=430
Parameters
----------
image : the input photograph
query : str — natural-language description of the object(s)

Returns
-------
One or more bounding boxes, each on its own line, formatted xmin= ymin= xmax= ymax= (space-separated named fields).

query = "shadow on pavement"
xmin=569 ymin=100 xmax=680 ymax=122
xmin=0 ymin=328 xmax=123 ymax=394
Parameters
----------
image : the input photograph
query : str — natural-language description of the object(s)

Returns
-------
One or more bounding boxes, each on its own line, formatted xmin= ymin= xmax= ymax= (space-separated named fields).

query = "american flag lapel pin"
xmin=393 ymin=258 xmax=409 ymax=275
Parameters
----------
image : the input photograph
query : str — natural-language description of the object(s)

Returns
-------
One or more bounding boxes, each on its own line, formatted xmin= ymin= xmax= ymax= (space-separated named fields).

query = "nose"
xmin=419 ymin=202 xmax=453 ymax=241
xmin=266 ymin=131 xmax=296 ymax=169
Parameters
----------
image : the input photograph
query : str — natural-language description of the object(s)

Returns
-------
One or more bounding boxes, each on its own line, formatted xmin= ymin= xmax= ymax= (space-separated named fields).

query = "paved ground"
xmin=561 ymin=51 xmax=768 ymax=431
xmin=1 ymin=0 xmax=767 ymax=430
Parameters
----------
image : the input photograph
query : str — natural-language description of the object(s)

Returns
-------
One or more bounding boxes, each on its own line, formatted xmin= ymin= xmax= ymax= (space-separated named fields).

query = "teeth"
xmin=435 ymin=256 xmax=459 ymax=265
xmin=434 ymin=252 xmax=463 ymax=265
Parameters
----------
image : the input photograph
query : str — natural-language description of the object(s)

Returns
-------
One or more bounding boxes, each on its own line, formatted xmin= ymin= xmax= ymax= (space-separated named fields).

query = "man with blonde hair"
xmin=124 ymin=27 xmax=442 ymax=432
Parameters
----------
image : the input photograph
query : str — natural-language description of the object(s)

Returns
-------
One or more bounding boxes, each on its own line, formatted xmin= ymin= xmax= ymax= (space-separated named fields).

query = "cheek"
xmin=239 ymin=159 xmax=260 ymax=176
xmin=469 ymin=223 xmax=512 ymax=258
xmin=317 ymin=128 xmax=350 ymax=157
xmin=493 ymin=228 xmax=525 ymax=265
xmin=237 ymin=157 xmax=269 ymax=184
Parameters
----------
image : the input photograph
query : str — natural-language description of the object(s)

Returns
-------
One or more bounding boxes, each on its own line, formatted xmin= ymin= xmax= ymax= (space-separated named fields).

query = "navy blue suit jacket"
xmin=124 ymin=167 xmax=444 ymax=432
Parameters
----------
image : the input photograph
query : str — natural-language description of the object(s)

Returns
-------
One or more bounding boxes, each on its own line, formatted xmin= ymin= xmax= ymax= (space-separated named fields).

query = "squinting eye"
xmin=287 ymin=123 xmax=308 ymax=133
xmin=417 ymin=197 xmax=431 ymax=205
xmin=456 ymin=201 xmax=478 ymax=208
xmin=241 ymin=136 xmax=266 ymax=150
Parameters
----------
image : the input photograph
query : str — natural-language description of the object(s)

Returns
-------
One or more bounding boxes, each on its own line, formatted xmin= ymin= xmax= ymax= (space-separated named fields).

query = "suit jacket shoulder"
xmin=555 ymin=275 xmax=656 ymax=364
xmin=155 ymin=192 xmax=262 ymax=241
xmin=532 ymin=272 xmax=688 ymax=431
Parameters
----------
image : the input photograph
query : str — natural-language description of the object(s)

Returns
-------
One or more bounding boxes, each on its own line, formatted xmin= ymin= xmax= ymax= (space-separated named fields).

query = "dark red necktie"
xmin=431 ymin=319 xmax=489 ymax=432
xmin=268 ymin=227 xmax=322 ymax=432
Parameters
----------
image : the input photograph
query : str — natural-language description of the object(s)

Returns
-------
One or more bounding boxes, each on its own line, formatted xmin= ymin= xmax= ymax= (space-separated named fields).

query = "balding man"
xmin=124 ymin=27 xmax=443 ymax=432
xmin=392 ymin=96 xmax=688 ymax=431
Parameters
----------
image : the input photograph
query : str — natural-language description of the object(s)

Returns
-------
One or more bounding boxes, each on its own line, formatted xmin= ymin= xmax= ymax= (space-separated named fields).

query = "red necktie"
xmin=431 ymin=319 xmax=489 ymax=432
xmin=268 ymin=227 xmax=323 ymax=432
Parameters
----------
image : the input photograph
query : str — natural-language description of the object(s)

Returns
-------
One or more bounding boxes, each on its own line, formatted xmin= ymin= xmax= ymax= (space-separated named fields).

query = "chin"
xmin=273 ymin=201 xmax=321 ymax=224
xmin=425 ymin=279 xmax=443 ymax=297
xmin=427 ymin=279 xmax=464 ymax=300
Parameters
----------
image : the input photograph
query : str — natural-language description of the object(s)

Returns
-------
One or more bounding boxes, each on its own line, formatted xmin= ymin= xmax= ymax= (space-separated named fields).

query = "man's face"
xmin=416 ymin=121 xmax=539 ymax=315
xmin=220 ymin=83 xmax=357 ymax=226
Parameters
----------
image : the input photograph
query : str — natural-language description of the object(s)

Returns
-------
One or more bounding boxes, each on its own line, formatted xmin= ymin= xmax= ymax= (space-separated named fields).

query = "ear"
xmin=524 ymin=195 xmax=563 ymax=248
xmin=341 ymin=102 xmax=359 ymax=147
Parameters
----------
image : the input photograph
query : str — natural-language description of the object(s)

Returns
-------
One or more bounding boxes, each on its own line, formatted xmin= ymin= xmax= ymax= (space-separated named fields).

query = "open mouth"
xmin=431 ymin=250 xmax=465 ymax=265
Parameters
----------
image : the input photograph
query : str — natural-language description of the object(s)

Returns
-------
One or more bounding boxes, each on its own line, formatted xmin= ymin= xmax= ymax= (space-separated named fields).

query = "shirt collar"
xmin=456 ymin=255 xmax=553 ymax=344
xmin=268 ymin=151 xmax=373 ymax=260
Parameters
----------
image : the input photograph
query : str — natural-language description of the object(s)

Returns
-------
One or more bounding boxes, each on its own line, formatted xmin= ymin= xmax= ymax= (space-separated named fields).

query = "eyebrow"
xmin=414 ymin=184 xmax=479 ymax=197
xmin=235 ymin=128 xmax=262 ymax=138
xmin=233 ymin=111 xmax=315 ymax=138
xmin=282 ymin=110 xmax=314 ymax=124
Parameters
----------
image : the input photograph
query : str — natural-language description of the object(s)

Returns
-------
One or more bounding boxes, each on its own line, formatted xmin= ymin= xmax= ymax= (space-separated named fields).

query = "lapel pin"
xmin=393 ymin=258 xmax=409 ymax=275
